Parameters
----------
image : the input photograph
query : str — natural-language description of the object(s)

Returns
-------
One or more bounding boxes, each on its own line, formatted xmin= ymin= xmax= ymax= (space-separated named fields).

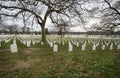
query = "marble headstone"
xmin=10 ymin=44 xmax=18 ymax=53
xmin=69 ymin=44 xmax=73 ymax=52
xmin=53 ymin=44 xmax=58 ymax=52
xmin=81 ymin=44 xmax=86 ymax=51
xmin=102 ymin=45 xmax=105 ymax=50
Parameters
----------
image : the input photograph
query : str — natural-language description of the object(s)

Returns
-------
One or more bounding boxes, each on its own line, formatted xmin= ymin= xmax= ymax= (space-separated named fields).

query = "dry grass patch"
xmin=0 ymin=49 xmax=10 ymax=52
xmin=20 ymin=48 xmax=42 ymax=56
xmin=13 ymin=58 xmax=40 ymax=69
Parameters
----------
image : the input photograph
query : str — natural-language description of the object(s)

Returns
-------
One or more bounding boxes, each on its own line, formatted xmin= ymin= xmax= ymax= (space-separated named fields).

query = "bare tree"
xmin=55 ymin=19 xmax=70 ymax=38
xmin=88 ymin=0 xmax=120 ymax=33
xmin=100 ymin=0 xmax=120 ymax=33
xmin=6 ymin=24 xmax=21 ymax=34
xmin=21 ymin=12 xmax=27 ymax=34
xmin=0 ymin=0 xmax=87 ymax=43
xmin=88 ymin=23 xmax=101 ymax=31
xmin=0 ymin=23 xmax=22 ymax=34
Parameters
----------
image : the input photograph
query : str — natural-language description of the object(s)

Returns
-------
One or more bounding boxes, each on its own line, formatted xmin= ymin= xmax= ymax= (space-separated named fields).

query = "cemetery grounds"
xmin=0 ymin=35 xmax=120 ymax=78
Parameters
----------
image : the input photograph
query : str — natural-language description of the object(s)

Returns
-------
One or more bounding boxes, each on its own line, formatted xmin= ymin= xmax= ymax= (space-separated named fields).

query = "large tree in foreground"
xmin=0 ymin=0 xmax=87 ymax=43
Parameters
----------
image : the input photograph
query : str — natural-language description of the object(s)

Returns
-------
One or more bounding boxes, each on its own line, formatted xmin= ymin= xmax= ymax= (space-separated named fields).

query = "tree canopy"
xmin=0 ymin=0 xmax=88 ymax=42
xmin=0 ymin=0 xmax=120 ymax=42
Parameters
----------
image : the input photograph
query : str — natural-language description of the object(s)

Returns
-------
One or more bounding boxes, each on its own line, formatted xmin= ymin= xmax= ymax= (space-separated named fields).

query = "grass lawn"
xmin=0 ymin=38 xmax=120 ymax=78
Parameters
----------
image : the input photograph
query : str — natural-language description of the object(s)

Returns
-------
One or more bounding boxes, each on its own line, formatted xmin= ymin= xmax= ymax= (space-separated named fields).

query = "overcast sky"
xmin=0 ymin=0 xmax=110 ymax=32
xmin=3 ymin=16 xmax=101 ymax=32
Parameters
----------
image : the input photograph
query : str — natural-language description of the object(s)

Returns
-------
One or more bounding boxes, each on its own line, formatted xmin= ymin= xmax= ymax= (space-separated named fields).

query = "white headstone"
xmin=10 ymin=44 xmax=18 ymax=53
xmin=23 ymin=41 xmax=26 ymax=45
xmin=117 ymin=44 xmax=120 ymax=49
xmin=81 ymin=44 xmax=86 ymax=51
xmin=106 ymin=43 xmax=109 ymax=46
xmin=50 ymin=42 xmax=53 ymax=47
xmin=62 ymin=42 xmax=65 ymax=45
xmin=102 ymin=45 xmax=105 ymax=50
xmin=13 ymin=39 xmax=16 ymax=44
xmin=27 ymin=41 xmax=31 ymax=47
xmin=92 ymin=44 xmax=96 ymax=51
xmin=110 ymin=43 xmax=113 ymax=50
xmin=53 ymin=44 xmax=58 ymax=52
xmin=69 ymin=44 xmax=73 ymax=52
xmin=41 ymin=41 xmax=44 ymax=45
xmin=76 ymin=42 xmax=79 ymax=47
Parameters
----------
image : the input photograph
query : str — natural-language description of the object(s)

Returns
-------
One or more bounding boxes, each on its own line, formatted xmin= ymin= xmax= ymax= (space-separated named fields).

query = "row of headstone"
xmin=47 ymin=39 xmax=53 ymax=47
xmin=53 ymin=42 xmax=120 ymax=52
xmin=0 ymin=35 xmax=12 ymax=47
xmin=10 ymin=35 xmax=40 ymax=53
xmin=10 ymin=35 xmax=120 ymax=53
xmin=53 ymin=42 xmax=73 ymax=52
xmin=5 ymin=36 xmax=12 ymax=43
xmin=17 ymin=35 xmax=41 ymax=47
xmin=51 ymin=36 xmax=120 ymax=51
xmin=53 ymin=40 xmax=97 ymax=52
xmin=10 ymin=35 xmax=41 ymax=53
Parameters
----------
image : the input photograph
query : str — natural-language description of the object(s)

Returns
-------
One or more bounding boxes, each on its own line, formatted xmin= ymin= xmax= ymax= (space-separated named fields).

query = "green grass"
xmin=0 ymin=38 xmax=120 ymax=78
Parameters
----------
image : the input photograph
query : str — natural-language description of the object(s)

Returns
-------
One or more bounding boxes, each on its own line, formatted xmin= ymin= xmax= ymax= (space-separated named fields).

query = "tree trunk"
xmin=41 ymin=26 xmax=47 ymax=43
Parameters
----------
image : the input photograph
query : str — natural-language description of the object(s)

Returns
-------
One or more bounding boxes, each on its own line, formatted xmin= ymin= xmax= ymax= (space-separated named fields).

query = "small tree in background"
xmin=56 ymin=19 xmax=70 ymax=38
xmin=45 ymin=28 xmax=49 ymax=35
